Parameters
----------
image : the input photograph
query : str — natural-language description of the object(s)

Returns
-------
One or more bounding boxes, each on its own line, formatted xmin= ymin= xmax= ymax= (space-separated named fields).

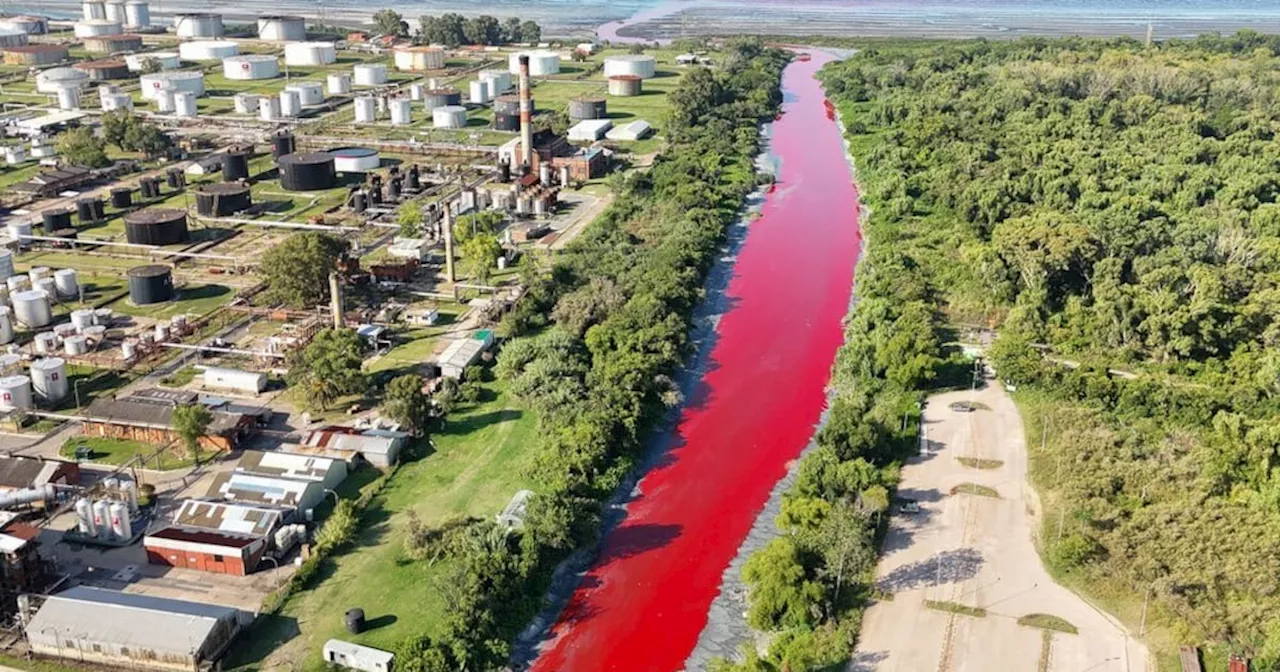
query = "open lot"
xmin=854 ymin=380 xmax=1150 ymax=672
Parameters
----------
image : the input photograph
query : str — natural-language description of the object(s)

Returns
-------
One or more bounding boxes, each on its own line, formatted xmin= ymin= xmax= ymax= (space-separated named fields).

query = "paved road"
xmin=854 ymin=379 xmax=1150 ymax=672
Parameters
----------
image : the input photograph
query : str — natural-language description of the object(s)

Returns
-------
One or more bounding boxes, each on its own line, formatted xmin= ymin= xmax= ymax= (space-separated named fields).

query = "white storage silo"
xmin=28 ymin=267 xmax=48 ymax=284
xmin=259 ymin=95 xmax=281 ymax=121
xmin=509 ymin=50 xmax=559 ymax=76
xmin=120 ymin=477 xmax=138 ymax=510
xmin=353 ymin=96 xmax=375 ymax=122
xmin=393 ymin=46 xmax=443 ymax=71
xmin=408 ymin=83 xmax=424 ymax=101
xmin=283 ymin=41 xmax=336 ymax=66
xmin=56 ymin=87 xmax=80 ymax=111
xmin=91 ymin=499 xmax=110 ymax=538
xmin=54 ymin=269 xmax=78 ymax=298
xmin=33 ymin=332 xmax=56 ymax=355
xmin=30 ymin=357 xmax=67 ymax=403
xmin=0 ymin=25 xmax=28 ymax=48
xmin=123 ymin=0 xmax=149 ymax=28
xmin=75 ymin=497 xmax=96 ymax=535
xmin=326 ymin=72 xmax=350 ymax=95
xmin=286 ymin=81 xmax=323 ymax=106
xmin=34 ymin=278 xmax=55 ymax=300
xmin=12 ymin=289 xmax=50 ymax=328
xmin=125 ymin=51 xmax=178 ymax=71
xmin=174 ymin=12 xmax=222 ymax=38
xmin=470 ymin=79 xmax=491 ymax=104
xmin=432 ymin=105 xmax=466 ymax=129
xmin=101 ymin=92 xmax=133 ymax=112
xmin=104 ymin=0 xmax=125 ymax=23
xmin=0 ymin=307 xmax=12 ymax=345
xmin=480 ymin=69 xmax=511 ymax=93
xmin=74 ymin=19 xmax=121 ymax=38
xmin=70 ymin=308 xmax=94 ymax=332
xmin=121 ymin=339 xmax=138 ymax=360
xmin=0 ymin=251 xmax=13 ymax=280
xmin=604 ymin=54 xmax=657 ymax=79
xmin=5 ymin=146 xmax=25 ymax=166
xmin=140 ymin=70 xmax=203 ymax=99
xmin=178 ymin=39 xmax=237 ymax=62
xmin=172 ymin=90 xmax=197 ymax=117
xmin=36 ymin=67 xmax=88 ymax=93
xmin=389 ymin=98 xmax=411 ymax=125
xmin=109 ymin=501 xmax=130 ymax=538
xmin=0 ymin=375 xmax=31 ymax=411
xmin=279 ymin=89 xmax=301 ymax=117
xmin=352 ymin=63 xmax=386 ymax=86
xmin=233 ymin=92 xmax=261 ymax=114
xmin=83 ymin=0 xmax=106 ymax=21
xmin=64 ymin=335 xmax=88 ymax=356
xmin=6 ymin=275 xmax=29 ymax=294
xmin=257 ymin=15 xmax=305 ymax=41
xmin=223 ymin=54 xmax=278 ymax=80
xmin=154 ymin=323 xmax=168 ymax=342
xmin=154 ymin=88 xmax=174 ymax=113
xmin=5 ymin=223 xmax=31 ymax=244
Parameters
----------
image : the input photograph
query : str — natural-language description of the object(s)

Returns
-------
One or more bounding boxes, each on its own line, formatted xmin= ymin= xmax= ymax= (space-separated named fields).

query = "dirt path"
xmin=853 ymin=377 xmax=1150 ymax=672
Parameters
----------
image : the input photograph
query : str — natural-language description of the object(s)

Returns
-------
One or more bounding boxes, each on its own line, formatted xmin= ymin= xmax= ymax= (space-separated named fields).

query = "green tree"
xmin=518 ymin=20 xmax=541 ymax=44
xmin=501 ymin=17 xmax=521 ymax=43
xmin=397 ymin=202 xmax=425 ymax=238
xmin=55 ymin=127 xmax=109 ymax=168
xmin=461 ymin=234 xmax=501 ymax=286
xmin=418 ymin=13 xmax=465 ymax=47
xmin=123 ymin=121 xmax=171 ymax=158
xmin=463 ymin=15 xmax=501 ymax=46
xmin=171 ymin=404 xmax=212 ymax=465
xmin=383 ymin=374 xmax=430 ymax=436
xmin=260 ymin=231 xmax=346 ymax=308
xmin=373 ymin=9 xmax=408 ymax=37
xmin=741 ymin=537 xmax=823 ymax=630
xmin=452 ymin=210 xmax=504 ymax=246
xmin=287 ymin=328 xmax=368 ymax=410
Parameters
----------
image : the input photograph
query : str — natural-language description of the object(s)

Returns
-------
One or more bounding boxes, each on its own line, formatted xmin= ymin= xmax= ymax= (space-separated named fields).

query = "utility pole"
xmin=442 ymin=202 xmax=455 ymax=283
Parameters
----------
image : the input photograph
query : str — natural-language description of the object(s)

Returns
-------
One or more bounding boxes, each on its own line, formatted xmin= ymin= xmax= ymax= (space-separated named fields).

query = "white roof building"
xmin=235 ymin=450 xmax=347 ymax=491
xmin=171 ymin=499 xmax=284 ymax=536
xmin=606 ymin=120 xmax=653 ymax=142
xmin=323 ymin=640 xmax=394 ymax=672
xmin=567 ymin=119 xmax=612 ymax=142
xmin=436 ymin=337 xmax=485 ymax=379
xmin=207 ymin=471 xmax=325 ymax=512
xmin=300 ymin=427 xmax=408 ymax=468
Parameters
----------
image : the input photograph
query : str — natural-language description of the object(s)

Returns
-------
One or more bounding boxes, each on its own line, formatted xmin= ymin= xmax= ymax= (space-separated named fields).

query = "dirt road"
xmin=854 ymin=379 xmax=1150 ymax=672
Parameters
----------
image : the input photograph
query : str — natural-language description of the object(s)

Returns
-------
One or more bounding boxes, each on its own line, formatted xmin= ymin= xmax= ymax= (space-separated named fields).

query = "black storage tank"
xmin=369 ymin=184 xmax=382 ymax=205
xmin=222 ymin=149 xmax=251 ymax=182
xmin=568 ymin=96 xmax=607 ymax=121
xmin=123 ymin=208 xmax=189 ymax=245
xmin=109 ymin=187 xmax=132 ymax=209
xmin=41 ymin=208 xmax=73 ymax=232
xmin=387 ymin=178 xmax=401 ymax=201
xmin=406 ymin=165 xmax=419 ymax=190
xmin=344 ymin=608 xmax=365 ymax=635
xmin=166 ymin=167 xmax=185 ymax=189
xmin=195 ymin=183 xmax=252 ymax=217
xmin=75 ymin=198 xmax=104 ymax=223
xmin=493 ymin=111 xmax=520 ymax=132
xmin=139 ymin=177 xmax=161 ymax=199
xmin=497 ymin=162 xmax=511 ymax=183
xmin=127 ymin=264 xmax=174 ymax=305
xmin=271 ymin=132 xmax=296 ymax=160
xmin=350 ymin=191 xmax=367 ymax=213
xmin=278 ymin=152 xmax=337 ymax=191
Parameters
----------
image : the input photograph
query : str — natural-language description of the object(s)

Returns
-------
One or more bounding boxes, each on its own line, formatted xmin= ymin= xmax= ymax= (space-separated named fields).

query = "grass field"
xmin=227 ymin=379 xmax=539 ymax=671
xmin=59 ymin=435 xmax=195 ymax=471
xmin=105 ymin=282 xmax=232 ymax=319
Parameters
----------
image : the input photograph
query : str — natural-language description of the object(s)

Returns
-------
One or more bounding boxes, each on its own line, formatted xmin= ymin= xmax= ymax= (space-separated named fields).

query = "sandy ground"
xmin=854 ymin=378 xmax=1150 ymax=672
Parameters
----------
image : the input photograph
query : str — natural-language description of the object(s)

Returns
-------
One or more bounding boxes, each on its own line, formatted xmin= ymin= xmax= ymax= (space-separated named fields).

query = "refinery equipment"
xmin=123 ymin=0 xmax=149 ymax=28
xmin=389 ymin=98 xmax=411 ymax=125
xmin=285 ymin=81 xmax=323 ymax=106
xmin=172 ymin=91 xmax=197 ymax=117
xmin=73 ymin=19 xmax=121 ymax=38
xmin=222 ymin=148 xmax=251 ymax=180
xmin=0 ymin=307 xmax=12 ymax=345
xmin=0 ymin=375 xmax=31 ymax=411
xmin=35 ymin=67 xmax=88 ymax=93
xmin=123 ymin=208 xmax=188 ymax=245
xmin=353 ymin=96 xmax=375 ymax=122
xmin=432 ymin=105 xmax=466 ymax=129
xmin=233 ymin=92 xmax=261 ymax=114
xmin=422 ymin=88 xmax=460 ymax=111
xmin=508 ymin=50 xmax=559 ymax=76
xmin=480 ymin=69 xmax=512 ymax=93
xmin=393 ymin=46 xmax=444 ymax=71
xmin=195 ymin=183 xmax=252 ymax=216
xmin=568 ymin=96 xmax=607 ymax=120
xmin=608 ymin=75 xmax=643 ymax=97
xmin=83 ymin=0 xmax=106 ymax=20
xmin=82 ymin=33 xmax=142 ymax=52
xmin=0 ymin=25 xmax=27 ymax=48
xmin=104 ymin=0 xmax=125 ymax=23
xmin=259 ymin=95 xmax=281 ymax=121
xmin=3 ymin=44 xmax=67 ymax=65
xmin=278 ymin=153 xmax=337 ymax=191
xmin=75 ymin=58 xmax=129 ymax=81
xmin=326 ymin=72 xmax=351 ymax=95
xmin=56 ymin=88 xmax=81 ymax=111
xmin=11 ymin=290 xmax=49 ymax=328
xmin=331 ymin=147 xmax=379 ymax=172
xmin=1 ymin=15 xmax=47 ymax=34
xmin=279 ymin=89 xmax=301 ymax=117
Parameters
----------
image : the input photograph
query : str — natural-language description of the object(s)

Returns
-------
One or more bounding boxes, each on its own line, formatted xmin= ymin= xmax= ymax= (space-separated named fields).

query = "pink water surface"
xmin=530 ymin=52 xmax=862 ymax=672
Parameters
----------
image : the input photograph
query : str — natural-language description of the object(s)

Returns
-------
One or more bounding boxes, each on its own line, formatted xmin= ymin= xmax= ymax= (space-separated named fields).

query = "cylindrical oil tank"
xmin=469 ymin=79 xmax=491 ymax=104
xmin=64 ymin=334 xmax=88 ymax=356
xmin=139 ymin=70 xmax=203 ymax=99
xmin=393 ymin=46 xmax=444 ymax=71
xmin=259 ymin=95 xmax=281 ymax=121
xmin=326 ymin=72 xmax=350 ymax=95
xmin=0 ymin=308 xmax=11 ymax=345
xmin=9 ymin=275 xmax=32 ymax=294
xmin=432 ymin=105 xmax=466 ymax=129
xmin=75 ymin=58 xmax=130 ymax=81
xmin=222 ymin=149 xmax=250 ymax=181
xmin=389 ymin=98 xmax=411 ymax=125
xmin=387 ymin=178 xmax=400 ymax=200
xmin=74 ymin=20 xmax=121 ymax=38
xmin=56 ymin=87 xmax=81 ymax=111
xmin=568 ymin=96 xmax=607 ymax=120
xmin=42 ymin=208 xmax=72 ymax=232
xmin=29 ymin=267 xmax=49 ymax=285
xmin=12 ymin=290 xmax=50 ymax=328
xmin=178 ymin=39 xmax=237 ymax=62
xmin=608 ymin=75 xmax=643 ymax=97
xmin=30 ymin=357 xmax=68 ymax=403
xmin=172 ymin=90 xmax=197 ymax=117
xmin=480 ymin=69 xmax=512 ymax=94
xmin=74 ymin=497 xmax=95 ymax=535
xmin=109 ymin=187 xmax=132 ymax=208
xmin=195 ymin=182 xmax=251 ymax=216
xmin=285 ymin=81 xmax=323 ymax=106
xmin=104 ymin=0 xmax=125 ymax=23
xmin=279 ymin=89 xmax=301 ymax=117
xmin=174 ymin=12 xmax=222 ymax=38
xmin=0 ymin=25 xmax=27 ymax=48
xmin=91 ymin=499 xmax=109 ymax=537
xmin=2 ymin=44 xmax=67 ymax=66
xmin=35 ymin=67 xmax=88 ymax=93
xmin=0 ymin=250 xmax=13 ymax=279
xmin=345 ymin=608 xmax=365 ymax=634
xmin=123 ymin=208 xmax=188 ymax=245
xmin=6 ymin=223 xmax=31 ymax=244
xmin=153 ymin=89 xmax=174 ymax=113
xmin=127 ymin=264 xmax=173 ymax=304
xmin=55 ymin=269 xmax=78 ymax=298
xmin=233 ymin=92 xmax=260 ymax=114
xmin=331 ymin=147 xmax=379 ymax=173
xmin=422 ymin=88 xmax=460 ymax=112
xmin=123 ymin=0 xmax=149 ymax=28
xmin=271 ymin=132 xmax=295 ymax=159
xmin=109 ymin=501 xmax=130 ymax=538
xmin=352 ymin=63 xmax=386 ymax=86
xmin=0 ymin=375 xmax=31 ymax=411
xmin=75 ymin=198 xmax=102 ymax=223
xmin=493 ymin=111 xmax=519 ymax=132
xmin=83 ymin=0 xmax=105 ymax=20
xmin=283 ymin=41 xmax=335 ymax=66
xmin=223 ymin=54 xmax=278 ymax=80
xmin=604 ymin=54 xmax=657 ymax=79
xmin=279 ymin=152 xmax=336 ymax=191
xmin=257 ymin=15 xmax=305 ymax=41
xmin=70 ymin=309 xmax=94 ymax=331
xmin=83 ymin=33 xmax=141 ymax=53
xmin=34 ymin=277 xmax=55 ymax=302
xmin=125 ymin=51 xmax=178 ymax=71
xmin=1 ymin=16 xmax=47 ymax=35
xmin=101 ymin=92 xmax=133 ymax=111
xmin=350 ymin=191 xmax=366 ymax=213
xmin=33 ymin=331 xmax=56 ymax=354
xmin=165 ymin=167 xmax=184 ymax=188
xmin=353 ymin=96 xmax=375 ymax=122
xmin=508 ymin=50 xmax=559 ymax=76
xmin=493 ymin=94 xmax=531 ymax=115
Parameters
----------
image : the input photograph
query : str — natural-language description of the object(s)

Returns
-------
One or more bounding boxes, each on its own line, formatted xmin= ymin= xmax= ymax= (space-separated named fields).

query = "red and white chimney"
xmin=518 ymin=54 xmax=533 ymax=171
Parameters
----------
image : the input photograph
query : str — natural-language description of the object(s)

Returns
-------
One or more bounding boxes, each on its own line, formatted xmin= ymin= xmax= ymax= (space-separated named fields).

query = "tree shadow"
xmin=224 ymin=613 xmax=300 ymax=669
xmin=437 ymin=408 xmax=522 ymax=437
xmin=596 ymin=523 xmax=681 ymax=564
xmin=876 ymin=547 xmax=984 ymax=594
xmin=179 ymin=284 xmax=231 ymax=302
xmin=850 ymin=650 xmax=889 ymax=672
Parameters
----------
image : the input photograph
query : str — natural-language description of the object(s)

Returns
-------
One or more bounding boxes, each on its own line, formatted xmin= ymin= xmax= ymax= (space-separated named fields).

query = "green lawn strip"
xmin=956 ymin=457 xmax=1004 ymax=470
xmin=105 ymin=283 xmax=232 ymax=320
xmin=59 ymin=436 xmax=195 ymax=471
xmin=1017 ymin=613 xmax=1080 ymax=635
xmin=950 ymin=482 xmax=1000 ymax=498
xmin=159 ymin=366 xmax=199 ymax=388
xmin=924 ymin=600 xmax=987 ymax=618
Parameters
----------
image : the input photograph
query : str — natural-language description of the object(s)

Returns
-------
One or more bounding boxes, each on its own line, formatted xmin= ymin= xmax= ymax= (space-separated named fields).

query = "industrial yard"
xmin=0 ymin=4 xmax=711 ymax=671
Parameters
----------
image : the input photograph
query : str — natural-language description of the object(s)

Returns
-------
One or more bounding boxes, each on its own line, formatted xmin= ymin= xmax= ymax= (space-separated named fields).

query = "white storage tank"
xmin=154 ymin=88 xmax=174 ymax=112
xmin=259 ymin=95 xmax=281 ymax=121
xmin=32 ymin=332 xmax=56 ymax=355
xmin=0 ymin=307 xmax=12 ymax=345
xmin=101 ymin=92 xmax=133 ymax=112
xmin=604 ymin=54 xmax=657 ymax=79
xmin=140 ymin=70 xmax=203 ymax=99
xmin=64 ymin=334 xmax=88 ymax=356
xmin=6 ymin=223 xmax=31 ymax=243
xmin=278 ymin=89 xmax=301 ymax=117
xmin=4 ymin=146 xmax=25 ymax=166
xmin=223 ymin=54 xmax=278 ymax=80
xmin=283 ymin=41 xmax=336 ymax=67
xmin=1 ymin=16 xmax=47 ymax=35
xmin=326 ymin=72 xmax=350 ymax=95
xmin=104 ymin=0 xmax=126 ymax=23
xmin=389 ymin=98 xmax=411 ymax=125
xmin=353 ymin=96 xmax=375 ymax=122
xmin=34 ymin=277 xmax=55 ymax=299
xmin=12 ymin=289 xmax=50 ymax=328
xmin=54 ymin=269 xmax=78 ymax=298
xmin=285 ymin=81 xmax=323 ymax=106
xmin=123 ymin=0 xmax=149 ymax=28
xmin=479 ymin=69 xmax=511 ymax=93
xmin=174 ymin=12 xmax=222 ymax=38
xmin=30 ymin=357 xmax=68 ymax=403
xmin=125 ymin=51 xmax=178 ymax=71
xmin=121 ymin=339 xmax=138 ymax=360
xmin=0 ymin=375 xmax=31 ymax=411
xmin=256 ymin=15 xmax=305 ymax=41
xmin=110 ymin=501 xmax=131 ymax=539
xmin=352 ymin=63 xmax=386 ymax=86
xmin=56 ymin=87 xmax=80 ymax=111
xmin=0 ymin=25 xmax=26 ymax=48
xmin=0 ymin=354 xmax=20 ymax=374
xmin=91 ymin=500 xmax=110 ymax=538
xmin=233 ymin=92 xmax=261 ymax=114
xmin=35 ymin=67 xmax=88 ymax=93
xmin=28 ymin=267 xmax=48 ymax=284
xmin=70 ymin=308 xmax=95 ymax=331
xmin=6 ymin=275 xmax=29 ymax=293
xmin=74 ymin=19 xmax=122 ymax=38
xmin=393 ymin=46 xmax=443 ymax=71
xmin=202 ymin=366 xmax=267 ymax=393
xmin=469 ymin=79 xmax=491 ymax=104
xmin=508 ymin=50 xmax=560 ymax=76
xmin=172 ymin=90 xmax=197 ymax=117
xmin=74 ymin=497 xmax=95 ymax=535
xmin=408 ymin=83 xmax=424 ymax=101
xmin=432 ymin=105 xmax=466 ymax=129
xmin=0 ymin=250 xmax=13 ymax=279
xmin=178 ymin=39 xmax=237 ymax=62
xmin=82 ymin=0 xmax=106 ymax=21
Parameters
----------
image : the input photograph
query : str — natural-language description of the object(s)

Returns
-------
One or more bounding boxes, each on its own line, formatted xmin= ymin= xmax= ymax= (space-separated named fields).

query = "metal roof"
xmin=172 ymin=498 xmax=283 ymax=537
xmin=26 ymin=586 xmax=238 ymax=658
xmin=301 ymin=427 xmax=406 ymax=456
xmin=236 ymin=450 xmax=340 ymax=482
xmin=207 ymin=471 xmax=320 ymax=508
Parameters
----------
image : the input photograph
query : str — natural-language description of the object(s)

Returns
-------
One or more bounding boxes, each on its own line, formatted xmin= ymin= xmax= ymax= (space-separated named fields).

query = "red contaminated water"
xmin=530 ymin=53 xmax=861 ymax=672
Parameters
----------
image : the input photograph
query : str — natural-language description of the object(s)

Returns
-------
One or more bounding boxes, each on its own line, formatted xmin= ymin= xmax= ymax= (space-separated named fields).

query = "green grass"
xmin=950 ymin=482 xmax=1001 ymax=498
xmin=59 ymin=436 xmax=195 ymax=471
xmin=227 ymin=380 xmax=538 ymax=671
xmin=0 ymin=653 xmax=87 ymax=672
xmin=105 ymin=283 xmax=232 ymax=319
xmin=159 ymin=366 xmax=199 ymax=388
xmin=956 ymin=457 xmax=1004 ymax=470
xmin=1017 ymin=613 xmax=1080 ymax=634
xmin=924 ymin=600 xmax=987 ymax=618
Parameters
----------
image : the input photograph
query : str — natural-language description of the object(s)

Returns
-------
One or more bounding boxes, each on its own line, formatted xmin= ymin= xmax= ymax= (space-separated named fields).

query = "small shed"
xmin=567 ymin=119 xmax=612 ymax=142
xmin=202 ymin=367 xmax=268 ymax=394
xmin=606 ymin=120 xmax=653 ymax=142
xmin=323 ymin=639 xmax=394 ymax=672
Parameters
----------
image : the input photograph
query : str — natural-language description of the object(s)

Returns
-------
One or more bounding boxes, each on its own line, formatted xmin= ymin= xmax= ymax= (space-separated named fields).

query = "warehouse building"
xmin=235 ymin=450 xmax=347 ymax=490
xmin=23 ymin=586 xmax=241 ymax=671
xmin=0 ymin=455 xmax=80 ymax=494
xmin=0 ymin=521 xmax=49 ymax=607
xmin=144 ymin=499 xmax=285 ymax=575
xmin=83 ymin=389 xmax=269 ymax=452
xmin=606 ymin=119 xmax=653 ymax=142
xmin=206 ymin=471 xmax=325 ymax=512
xmin=298 ymin=426 xmax=408 ymax=468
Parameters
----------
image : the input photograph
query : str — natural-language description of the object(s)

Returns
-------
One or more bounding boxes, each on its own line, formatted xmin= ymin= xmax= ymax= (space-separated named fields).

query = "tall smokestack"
xmin=443 ymin=203 xmax=456 ymax=283
xmin=518 ymin=54 xmax=533 ymax=171
xmin=328 ymin=272 xmax=344 ymax=329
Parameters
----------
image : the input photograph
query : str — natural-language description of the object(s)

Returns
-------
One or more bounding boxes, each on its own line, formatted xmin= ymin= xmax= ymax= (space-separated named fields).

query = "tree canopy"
xmin=260 ymin=231 xmax=346 ymax=308
xmin=55 ymin=127 xmax=108 ymax=168
xmin=287 ymin=328 xmax=368 ymax=410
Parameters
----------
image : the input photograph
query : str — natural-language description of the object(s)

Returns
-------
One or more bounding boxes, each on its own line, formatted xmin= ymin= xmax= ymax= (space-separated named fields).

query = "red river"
xmin=531 ymin=52 xmax=861 ymax=672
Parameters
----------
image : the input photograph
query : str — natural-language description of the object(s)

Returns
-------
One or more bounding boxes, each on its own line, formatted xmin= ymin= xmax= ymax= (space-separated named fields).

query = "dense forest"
xmin=812 ymin=33 xmax=1280 ymax=668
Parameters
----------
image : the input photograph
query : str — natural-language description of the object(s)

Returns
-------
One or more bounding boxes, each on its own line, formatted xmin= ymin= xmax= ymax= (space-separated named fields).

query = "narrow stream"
xmin=528 ymin=52 xmax=862 ymax=672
